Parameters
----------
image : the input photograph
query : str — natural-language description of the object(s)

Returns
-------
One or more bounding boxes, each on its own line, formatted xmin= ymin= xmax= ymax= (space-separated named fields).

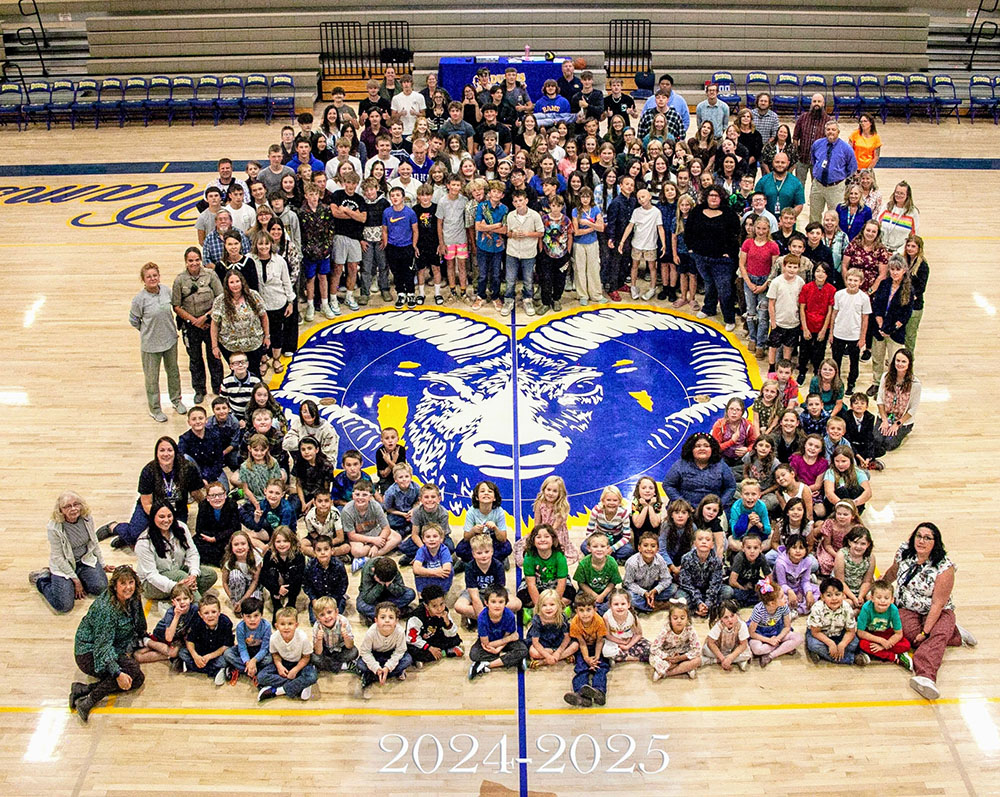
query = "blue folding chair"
xmin=71 ymin=78 xmax=99 ymax=128
xmin=930 ymin=74 xmax=961 ymax=124
xmin=968 ymin=74 xmax=998 ymax=124
xmin=191 ymin=75 xmax=221 ymax=124
xmin=46 ymin=79 xmax=76 ymax=129
xmin=0 ymin=81 xmax=25 ymax=130
xmin=857 ymin=74 xmax=886 ymax=122
xmin=832 ymin=74 xmax=860 ymax=120
xmin=771 ymin=72 xmax=801 ymax=115
xmin=96 ymin=77 xmax=124 ymax=128
xmin=744 ymin=71 xmax=770 ymax=108
xmin=243 ymin=73 xmax=269 ymax=122
xmin=906 ymin=73 xmax=935 ymax=122
xmin=121 ymin=77 xmax=149 ymax=126
xmin=881 ymin=73 xmax=909 ymax=122
xmin=268 ymin=74 xmax=295 ymax=123
xmin=802 ymin=73 xmax=828 ymax=111
xmin=23 ymin=80 xmax=51 ymax=126
xmin=711 ymin=70 xmax=741 ymax=112
xmin=145 ymin=75 xmax=172 ymax=124
xmin=217 ymin=74 xmax=245 ymax=123
xmin=632 ymin=70 xmax=654 ymax=102
xmin=168 ymin=76 xmax=195 ymax=126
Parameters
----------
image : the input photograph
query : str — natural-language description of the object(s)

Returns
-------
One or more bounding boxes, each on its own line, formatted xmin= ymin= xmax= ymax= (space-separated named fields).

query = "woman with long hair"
xmin=210 ymin=270 xmax=269 ymax=377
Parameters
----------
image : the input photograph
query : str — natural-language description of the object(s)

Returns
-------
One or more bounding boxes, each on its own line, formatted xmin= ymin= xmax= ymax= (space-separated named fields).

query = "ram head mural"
xmin=273 ymin=308 xmax=758 ymax=516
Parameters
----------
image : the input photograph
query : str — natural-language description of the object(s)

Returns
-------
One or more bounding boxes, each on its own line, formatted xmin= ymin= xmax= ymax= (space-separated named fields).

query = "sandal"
xmin=671 ymin=298 xmax=686 ymax=308
xmin=435 ymin=294 xmax=444 ymax=305
xmin=271 ymin=360 xmax=285 ymax=374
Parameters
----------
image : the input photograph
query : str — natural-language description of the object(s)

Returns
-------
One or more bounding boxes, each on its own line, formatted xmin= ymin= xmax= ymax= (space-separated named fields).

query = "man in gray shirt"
xmin=130 ymin=262 xmax=186 ymax=422
xmin=195 ymin=187 xmax=223 ymax=245
xmin=259 ymin=144 xmax=295 ymax=194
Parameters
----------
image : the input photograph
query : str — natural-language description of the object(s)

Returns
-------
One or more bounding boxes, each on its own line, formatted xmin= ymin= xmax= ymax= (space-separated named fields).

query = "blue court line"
xmin=509 ymin=303 xmax=529 ymax=797
xmin=0 ymin=156 xmax=999 ymax=178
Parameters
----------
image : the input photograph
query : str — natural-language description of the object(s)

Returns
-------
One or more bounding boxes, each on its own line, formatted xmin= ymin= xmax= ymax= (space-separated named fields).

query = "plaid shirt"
xmin=638 ymin=106 xmax=684 ymax=141
xmin=202 ymin=228 xmax=250 ymax=265
xmin=298 ymin=202 xmax=336 ymax=262
xmin=793 ymin=109 xmax=832 ymax=166
xmin=678 ymin=548 xmax=723 ymax=607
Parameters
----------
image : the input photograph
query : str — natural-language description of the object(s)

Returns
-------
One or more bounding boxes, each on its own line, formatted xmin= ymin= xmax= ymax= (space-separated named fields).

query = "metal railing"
xmin=16 ymin=26 xmax=47 ymax=76
xmin=367 ymin=21 xmax=412 ymax=76
xmin=967 ymin=20 xmax=999 ymax=69
xmin=18 ymin=0 xmax=49 ymax=47
xmin=1 ymin=59 xmax=29 ymax=96
xmin=319 ymin=21 xmax=365 ymax=79
xmin=605 ymin=19 xmax=652 ymax=78
xmin=967 ymin=0 xmax=999 ymax=42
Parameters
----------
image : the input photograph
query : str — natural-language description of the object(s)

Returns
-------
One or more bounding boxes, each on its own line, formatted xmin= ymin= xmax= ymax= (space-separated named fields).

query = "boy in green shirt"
xmin=574 ymin=532 xmax=622 ymax=615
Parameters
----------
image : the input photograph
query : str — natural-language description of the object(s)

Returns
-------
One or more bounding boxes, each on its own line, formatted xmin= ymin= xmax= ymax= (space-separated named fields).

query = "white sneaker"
xmin=303 ymin=304 xmax=315 ymax=322
xmin=593 ymin=294 xmax=607 ymax=303
xmin=300 ymin=686 xmax=312 ymax=701
xmin=329 ymin=296 xmax=342 ymax=316
xmin=344 ymin=294 xmax=359 ymax=311
xmin=641 ymin=287 xmax=656 ymax=300
xmin=630 ymin=285 xmax=640 ymax=300
xmin=957 ymin=624 xmax=978 ymax=647
xmin=909 ymin=675 xmax=940 ymax=701
xmin=724 ymin=323 xmax=736 ymax=332
xmin=322 ymin=302 xmax=336 ymax=319
xmin=501 ymin=299 xmax=514 ymax=314
xmin=523 ymin=299 xmax=535 ymax=316
xmin=696 ymin=310 xmax=708 ymax=319
xmin=214 ymin=668 xmax=228 ymax=686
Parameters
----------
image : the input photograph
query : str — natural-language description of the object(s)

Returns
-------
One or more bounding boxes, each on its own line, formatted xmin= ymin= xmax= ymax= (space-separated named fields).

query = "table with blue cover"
xmin=438 ymin=56 xmax=569 ymax=105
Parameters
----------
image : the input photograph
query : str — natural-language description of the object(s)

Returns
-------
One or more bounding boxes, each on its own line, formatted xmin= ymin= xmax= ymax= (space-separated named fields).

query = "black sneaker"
xmin=96 ymin=523 xmax=116 ymax=541
xmin=394 ymin=295 xmax=405 ymax=309
xmin=563 ymin=691 xmax=593 ymax=708
xmin=860 ymin=350 xmax=872 ymax=362
xmin=580 ymin=685 xmax=606 ymax=706
xmin=110 ymin=536 xmax=131 ymax=550
xmin=257 ymin=686 xmax=278 ymax=702
xmin=866 ymin=384 xmax=879 ymax=397
xmin=657 ymin=287 xmax=669 ymax=300
xmin=407 ymin=294 xmax=417 ymax=309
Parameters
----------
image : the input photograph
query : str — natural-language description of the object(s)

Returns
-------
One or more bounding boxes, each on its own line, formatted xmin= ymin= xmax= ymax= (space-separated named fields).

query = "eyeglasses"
xmin=207 ymin=492 xmax=226 ymax=498
xmin=914 ymin=534 xmax=935 ymax=542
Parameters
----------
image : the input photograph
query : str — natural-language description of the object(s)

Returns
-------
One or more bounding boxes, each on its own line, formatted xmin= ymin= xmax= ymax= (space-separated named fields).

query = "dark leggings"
xmin=386 ymin=244 xmax=415 ymax=294
xmin=537 ymin=252 xmax=568 ymax=305
xmin=75 ymin=651 xmax=145 ymax=705
xmin=470 ymin=639 xmax=529 ymax=668
xmin=831 ymin=336 xmax=862 ymax=389
xmin=218 ymin=343 xmax=265 ymax=379
xmin=265 ymin=305 xmax=288 ymax=354
xmin=798 ymin=331 xmax=829 ymax=376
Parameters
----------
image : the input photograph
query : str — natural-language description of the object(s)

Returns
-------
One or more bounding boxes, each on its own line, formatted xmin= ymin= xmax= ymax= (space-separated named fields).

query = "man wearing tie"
xmin=809 ymin=121 xmax=857 ymax=223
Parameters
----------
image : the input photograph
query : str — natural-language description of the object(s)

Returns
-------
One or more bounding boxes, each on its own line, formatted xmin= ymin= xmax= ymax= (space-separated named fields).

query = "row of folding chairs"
xmin=710 ymin=70 xmax=998 ymax=124
xmin=0 ymin=74 xmax=297 ymax=130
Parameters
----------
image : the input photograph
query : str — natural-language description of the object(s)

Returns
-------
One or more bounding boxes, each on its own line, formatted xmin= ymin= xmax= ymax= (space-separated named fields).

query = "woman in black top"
xmin=736 ymin=108 xmax=763 ymax=179
xmin=901 ymin=233 xmax=929 ymax=352
xmin=684 ymin=186 xmax=741 ymax=329
xmin=194 ymin=483 xmax=241 ymax=566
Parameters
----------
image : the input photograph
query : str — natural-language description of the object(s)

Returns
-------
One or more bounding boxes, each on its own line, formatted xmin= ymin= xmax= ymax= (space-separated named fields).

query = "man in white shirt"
xmin=224 ymin=184 xmax=256 ymax=233
xmin=390 ymin=75 xmax=426 ymax=137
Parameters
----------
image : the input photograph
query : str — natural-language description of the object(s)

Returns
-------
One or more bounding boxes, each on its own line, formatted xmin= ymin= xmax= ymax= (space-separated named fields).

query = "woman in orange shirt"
xmin=849 ymin=114 xmax=882 ymax=171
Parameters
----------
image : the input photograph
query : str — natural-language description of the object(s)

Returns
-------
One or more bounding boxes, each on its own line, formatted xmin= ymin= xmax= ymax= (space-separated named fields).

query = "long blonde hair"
xmin=51 ymin=490 xmax=92 ymax=523
xmin=533 ymin=475 xmax=570 ymax=521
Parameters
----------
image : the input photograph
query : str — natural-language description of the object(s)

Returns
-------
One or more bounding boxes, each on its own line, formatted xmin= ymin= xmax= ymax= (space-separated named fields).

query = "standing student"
xmin=829 ymin=268 xmax=871 ymax=394
xmin=298 ymin=183 xmax=336 ymax=321
xmin=739 ymin=216 xmax=780 ymax=353
xmin=131 ymin=262 xmax=185 ymax=423
xmin=503 ymin=189 xmax=543 ymax=315
xmin=766 ymin=254 xmax=806 ymax=368
xmin=172 ymin=247 xmax=224 ymax=403
xmin=329 ymin=170 xmax=367 ymax=312
xmin=618 ymin=189 xmax=665 ymax=301
xmin=797 ymin=263 xmax=836 ymax=383
xmin=473 ymin=180 xmax=509 ymax=311
xmin=436 ymin=175 xmax=473 ymax=302
xmin=572 ymin=187 xmax=606 ymax=305
xmin=413 ymin=183 xmax=444 ymax=305
xmin=537 ymin=195 xmax=574 ymax=314
xmin=382 ymin=186 xmax=419 ymax=309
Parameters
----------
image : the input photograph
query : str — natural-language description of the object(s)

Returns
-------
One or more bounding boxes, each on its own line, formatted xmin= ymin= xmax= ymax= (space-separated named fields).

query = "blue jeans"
xmin=179 ymin=647 xmax=226 ymax=676
xmin=572 ymin=648 xmax=610 ymax=693
xmin=505 ymin=254 xmax=536 ymax=299
xmin=257 ymin=659 xmax=319 ymax=697
xmin=36 ymin=562 xmax=107 ymax=613
xmin=626 ymin=583 xmax=681 ymax=613
xmin=357 ymin=649 xmax=412 ymax=686
xmin=356 ymin=587 xmax=416 ymax=623
xmin=743 ymin=274 xmax=770 ymax=347
xmin=806 ymin=629 xmax=860 ymax=664
xmin=719 ymin=584 xmax=757 ymax=607
xmin=223 ymin=645 xmax=265 ymax=673
xmin=692 ymin=253 xmax=737 ymax=324
xmin=476 ymin=249 xmax=504 ymax=299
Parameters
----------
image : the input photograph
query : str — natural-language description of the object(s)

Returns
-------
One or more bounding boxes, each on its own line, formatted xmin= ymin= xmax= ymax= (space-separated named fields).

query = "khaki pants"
xmin=574 ymin=241 xmax=603 ymax=303
xmin=871 ymin=335 xmax=905 ymax=386
xmin=141 ymin=344 xmax=181 ymax=412
xmin=809 ymin=179 xmax=846 ymax=223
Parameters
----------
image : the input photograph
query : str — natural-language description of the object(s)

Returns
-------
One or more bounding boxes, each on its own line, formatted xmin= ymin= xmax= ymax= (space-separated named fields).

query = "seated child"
xmin=238 ymin=407 xmax=287 ymax=471
xmin=649 ymin=600 xmax=701 ymax=681
xmin=842 ymin=391 xmax=881 ymax=470
xmin=457 ymin=480 xmax=512 ymax=564
xmin=806 ymin=576 xmax=869 ymax=666
xmin=331 ymin=449 xmax=365 ymax=507
xmin=357 ymin=556 xmax=416 ymax=624
xmin=207 ymin=396 xmax=241 ymax=472
xmin=583 ymin=485 xmax=633 ymax=562
xmin=303 ymin=536 xmax=349 ymax=616
xmin=310 ymin=595 xmax=358 ymax=672
xmin=221 ymin=531 xmax=263 ymax=614
xmin=773 ymin=535 xmax=820 ymax=615
xmin=518 ymin=524 xmax=576 ymax=611
xmin=623 ymin=532 xmax=678 ymax=613
xmin=257 ymin=606 xmax=320 ymax=701
xmin=564 ymin=592 xmax=611 ymax=706
xmin=138 ymin=583 xmax=196 ymax=663
xmin=601 ymin=587 xmax=650 ymax=663
xmin=799 ymin=393 xmax=830 ymax=436
xmin=727 ymin=479 xmax=771 ymax=554
xmin=374 ymin=427 xmax=407 ymax=498
xmin=383 ymin=463 xmax=421 ymax=563
xmin=748 ymin=578 xmax=803 ymax=667
xmin=405 ymin=584 xmax=463 ymax=665
xmin=179 ymin=592 xmax=235 ymax=683
xmin=454 ymin=534 xmax=521 ymax=629
xmin=301 ymin=490 xmax=349 ymax=559
xmin=574 ymin=532 xmax=623 ymax=615
xmin=178 ymin=405 xmax=226 ymax=488
xmin=723 ymin=531 xmax=771 ymax=607
xmin=834 ymin=525 xmax=875 ymax=611
xmin=240 ymin=478 xmax=297 ymax=543
xmin=526 ymin=588 xmax=578 ymax=667
xmin=290 ymin=436 xmax=334 ymax=517
xmin=768 ymin=358 xmax=800 ymax=409
xmin=823 ymin=415 xmax=853 ymax=462
xmin=259 ymin=527 xmax=306 ymax=622
xmin=357 ymin=601 xmax=412 ymax=700
xmin=343 ymin=478 xmax=402 ymax=571
xmin=222 ymin=596 xmax=271 ymax=683
xmin=408 ymin=482 xmax=455 ymax=554
xmin=855 ymin=579 xmax=912 ymax=669
xmin=701 ymin=599 xmax=751 ymax=671
xmin=236 ymin=434 xmax=283 ymax=527
xmin=468 ymin=586 xmax=528 ymax=680
xmin=678 ymin=528 xmax=724 ymax=618
xmin=412 ymin=523 xmax=454 ymax=595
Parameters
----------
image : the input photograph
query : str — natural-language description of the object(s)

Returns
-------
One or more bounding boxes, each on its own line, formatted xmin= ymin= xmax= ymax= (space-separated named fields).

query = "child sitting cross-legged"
xmin=136 ymin=583 xmax=196 ymax=664
xmin=179 ymin=592 xmax=235 ymax=684
xmin=357 ymin=556 xmax=416 ymax=625
xmin=564 ymin=591 xmax=611 ymax=707
xmin=221 ymin=596 xmax=271 ymax=684
xmin=602 ymin=587 xmax=650 ymax=663
xmin=678 ymin=528 xmax=724 ymax=620
xmin=701 ymin=599 xmax=752 ymax=671
xmin=310 ymin=595 xmax=358 ymax=673
xmin=526 ymin=588 xmax=578 ymax=668
xmin=748 ymin=577 xmax=803 ymax=667
xmin=256 ymin=606 xmax=319 ymax=701
xmin=469 ymin=586 xmax=529 ymax=680
xmin=303 ymin=535 xmax=349 ymax=620
xmin=649 ymin=599 xmax=701 ymax=681
xmin=855 ymin=579 xmax=913 ymax=670
xmin=453 ymin=534 xmax=521 ymax=631
xmin=574 ymin=532 xmax=622 ymax=615
xmin=623 ymin=531 xmax=679 ymax=613
xmin=806 ymin=576 xmax=870 ymax=666
xmin=412 ymin=523 xmax=454 ymax=595
xmin=357 ymin=601 xmax=412 ymax=700
xmin=405 ymin=584 xmax=464 ymax=667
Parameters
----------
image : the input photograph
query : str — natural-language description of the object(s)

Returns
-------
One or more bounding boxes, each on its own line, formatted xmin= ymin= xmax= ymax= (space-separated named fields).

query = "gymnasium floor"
xmin=1 ymin=118 xmax=999 ymax=796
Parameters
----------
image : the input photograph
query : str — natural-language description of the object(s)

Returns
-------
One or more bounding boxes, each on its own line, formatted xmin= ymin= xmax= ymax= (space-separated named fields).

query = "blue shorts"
xmin=303 ymin=257 xmax=331 ymax=279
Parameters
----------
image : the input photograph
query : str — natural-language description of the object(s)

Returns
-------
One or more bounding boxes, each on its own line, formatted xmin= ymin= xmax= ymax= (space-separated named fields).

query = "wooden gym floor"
xmin=0 ymin=118 xmax=999 ymax=796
